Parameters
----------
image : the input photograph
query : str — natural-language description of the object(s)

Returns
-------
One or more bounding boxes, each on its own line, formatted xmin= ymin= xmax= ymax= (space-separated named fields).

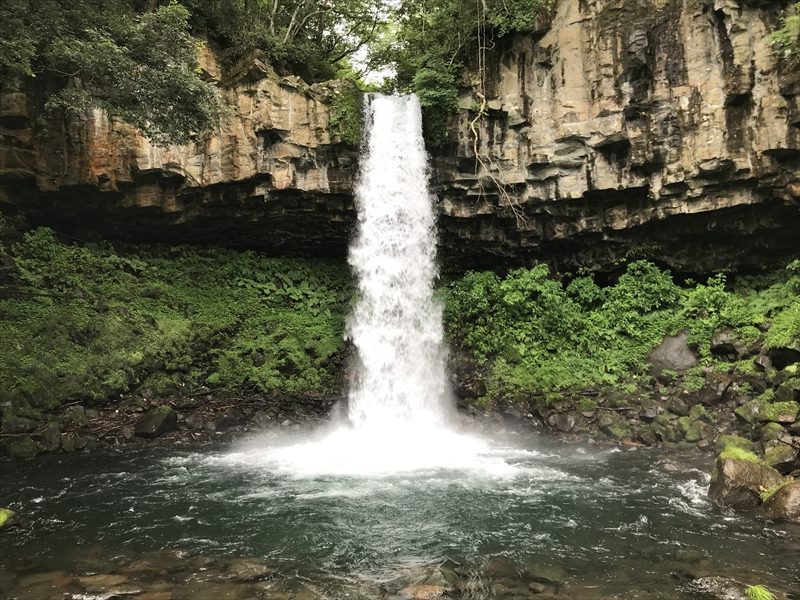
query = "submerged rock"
xmin=398 ymin=584 xmax=448 ymax=600
xmin=134 ymin=406 xmax=178 ymax=439
xmin=761 ymin=480 xmax=800 ymax=523
xmin=689 ymin=576 xmax=747 ymax=600
xmin=224 ymin=558 xmax=271 ymax=581
xmin=708 ymin=456 xmax=783 ymax=508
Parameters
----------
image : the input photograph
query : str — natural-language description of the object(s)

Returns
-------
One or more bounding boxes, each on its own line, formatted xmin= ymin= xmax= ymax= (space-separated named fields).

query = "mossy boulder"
xmin=38 ymin=421 xmax=62 ymax=452
xmin=1 ymin=436 xmax=40 ymax=459
xmin=0 ymin=507 xmax=17 ymax=530
xmin=134 ymin=405 xmax=178 ymax=439
xmin=0 ymin=415 xmax=38 ymax=434
xmin=676 ymin=416 xmax=702 ymax=442
xmin=758 ymin=401 xmax=799 ymax=423
xmin=763 ymin=444 xmax=798 ymax=474
xmin=774 ymin=377 xmax=800 ymax=403
xmin=760 ymin=480 xmax=800 ymax=523
xmin=759 ymin=422 xmax=786 ymax=443
xmin=597 ymin=412 xmax=631 ymax=439
xmin=715 ymin=434 xmax=754 ymax=453
xmin=708 ymin=450 xmax=784 ymax=508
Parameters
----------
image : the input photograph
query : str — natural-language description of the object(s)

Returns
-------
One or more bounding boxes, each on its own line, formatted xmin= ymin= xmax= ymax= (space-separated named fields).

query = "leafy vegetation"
xmin=442 ymin=260 xmax=800 ymax=404
xmin=0 ymin=0 xmax=219 ymax=145
xmin=770 ymin=2 xmax=800 ymax=67
xmin=329 ymin=81 xmax=364 ymax=145
xmin=0 ymin=0 xmax=386 ymax=145
xmin=372 ymin=0 xmax=555 ymax=144
xmin=0 ymin=228 xmax=352 ymax=420
xmin=185 ymin=0 xmax=391 ymax=83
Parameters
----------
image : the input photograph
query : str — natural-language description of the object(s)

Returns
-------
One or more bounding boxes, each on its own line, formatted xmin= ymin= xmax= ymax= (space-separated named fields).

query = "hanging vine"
xmin=467 ymin=0 xmax=528 ymax=226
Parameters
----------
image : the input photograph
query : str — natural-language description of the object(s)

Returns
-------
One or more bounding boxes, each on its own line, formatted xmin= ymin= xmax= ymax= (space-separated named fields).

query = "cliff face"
xmin=436 ymin=0 xmax=800 ymax=271
xmin=0 ymin=52 xmax=357 ymax=255
xmin=1 ymin=0 xmax=799 ymax=271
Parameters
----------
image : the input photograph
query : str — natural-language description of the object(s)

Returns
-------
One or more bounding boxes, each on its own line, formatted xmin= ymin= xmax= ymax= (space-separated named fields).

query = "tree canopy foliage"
xmin=0 ymin=0 xmax=388 ymax=145
xmin=369 ymin=0 xmax=555 ymax=144
xmin=185 ymin=0 xmax=391 ymax=82
xmin=0 ymin=0 xmax=219 ymax=145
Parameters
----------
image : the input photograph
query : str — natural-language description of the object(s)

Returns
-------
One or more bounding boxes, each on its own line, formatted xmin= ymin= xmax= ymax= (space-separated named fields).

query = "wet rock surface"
xmin=0 ymin=390 xmax=335 ymax=460
xmin=708 ymin=457 xmax=784 ymax=508
xmin=761 ymin=480 xmax=800 ymax=524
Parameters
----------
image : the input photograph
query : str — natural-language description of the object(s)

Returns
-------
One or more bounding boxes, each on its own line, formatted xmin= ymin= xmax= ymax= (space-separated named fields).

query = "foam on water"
xmin=221 ymin=94 xmax=516 ymax=477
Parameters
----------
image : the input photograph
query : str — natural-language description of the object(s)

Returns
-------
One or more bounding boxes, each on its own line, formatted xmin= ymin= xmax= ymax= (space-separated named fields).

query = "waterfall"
xmin=346 ymin=94 xmax=450 ymax=430
xmin=224 ymin=94 xmax=513 ymax=477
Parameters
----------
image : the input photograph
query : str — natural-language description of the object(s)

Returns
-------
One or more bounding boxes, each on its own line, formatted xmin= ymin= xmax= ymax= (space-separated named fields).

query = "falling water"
xmin=347 ymin=94 xmax=450 ymax=430
xmin=224 ymin=94 xmax=514 ymax=477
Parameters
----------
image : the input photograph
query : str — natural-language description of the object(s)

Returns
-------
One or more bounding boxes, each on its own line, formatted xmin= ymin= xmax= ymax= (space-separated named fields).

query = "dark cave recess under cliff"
xmin=3 ymin=177 xmax=800 ymax=276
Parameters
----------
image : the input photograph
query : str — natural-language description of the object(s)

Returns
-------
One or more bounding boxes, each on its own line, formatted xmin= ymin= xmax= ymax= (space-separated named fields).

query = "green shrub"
xmin=444 ymin=259 xmax=800 ymax=403
xmin=0 ymin=228 xmax=353 ymax=412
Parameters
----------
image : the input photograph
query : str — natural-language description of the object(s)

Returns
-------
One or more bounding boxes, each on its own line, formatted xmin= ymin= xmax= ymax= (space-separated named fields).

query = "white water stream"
xmin=225 ymin=95 xmax=515 ymax=477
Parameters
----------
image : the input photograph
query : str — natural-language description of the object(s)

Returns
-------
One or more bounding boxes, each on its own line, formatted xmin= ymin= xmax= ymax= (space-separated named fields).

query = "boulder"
xmin=764 ymin=444 xmax=798 ymax=475
xmin=768 ymin=347 xmax=800 ymax=370
xmin=689 ymin=576 xmax=747 ymax=600
xmin=668 ymin=396 xmax=690 ymax=417
xmin=648 ymin=331 xmax=697 ymax=376
xmin=224 ymin=559 xmax=271 ymax=581
xmin=0 ymin=507 xmax=17 ymax=529
xmin=708 ymin=456 xmax=784 ymax=508
xmin=638 ymin=398 xmax=659 ymax=421
xmin=0 ymin=415 xmax=38 ymax=434
xmin=761 ymin=480 xmax=800 ymax=523
xmin=1 ymin=436 xmax=40 ymax=459
xmin=714 ymin=435 xmax=754 ymax=453
xmin=710 ymin=328 xmax=758 ymax=360
xmin=134 ymin=406 xmax=178 ymax=439
xmin=546 ymin=412 xmax=575 ymax=433
xmin=759 ymin=422 xmax=786 ymax=443
xmin=697 ymin=372 xmax=732 ymax=405
xmin=38 ymin=421 xmax=62 ymax=452
xmin=775 ymin=377 xmax=800 ymax=402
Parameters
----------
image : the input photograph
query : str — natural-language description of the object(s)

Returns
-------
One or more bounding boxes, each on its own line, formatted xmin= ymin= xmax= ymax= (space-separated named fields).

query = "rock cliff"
xmin=437 ymin=0 xmax=800 ymax=271
xmin=0 ymin=51 xmax=357 ymax=255
xmin=1 ymin=0 xmax=799 ymax=271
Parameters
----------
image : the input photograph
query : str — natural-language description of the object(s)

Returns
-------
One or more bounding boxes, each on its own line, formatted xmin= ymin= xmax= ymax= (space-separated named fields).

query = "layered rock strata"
xmin=436 ymin=0 xmax=800 ymax=270
xmin=1 ymin=0 xmax=799 ymax=271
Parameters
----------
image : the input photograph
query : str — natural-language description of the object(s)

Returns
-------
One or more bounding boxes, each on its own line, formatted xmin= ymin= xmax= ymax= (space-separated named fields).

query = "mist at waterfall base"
xmin=222 ymin=94 xmax=510 ymax=478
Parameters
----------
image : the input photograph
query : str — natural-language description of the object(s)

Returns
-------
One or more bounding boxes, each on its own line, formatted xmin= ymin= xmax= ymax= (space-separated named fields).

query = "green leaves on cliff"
xmin=443 ymin=261 xmax=800 ymax=402
xmin=0 ymin=1 xmax=219 ymax=145
xmin=0 ymin=228 xmax=352 ymax=413
xmin=771 ymin=2 xmax=800 ymax=66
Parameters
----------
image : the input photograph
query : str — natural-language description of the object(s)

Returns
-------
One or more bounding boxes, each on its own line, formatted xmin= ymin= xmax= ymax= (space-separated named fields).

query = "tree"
xmin=0 ymin=0 xmax=219 ymax=146
xmin=186 ymin=0 xmax=391 ymax=82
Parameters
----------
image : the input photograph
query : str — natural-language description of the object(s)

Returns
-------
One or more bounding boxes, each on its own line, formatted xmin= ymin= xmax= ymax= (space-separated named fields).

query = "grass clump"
xmin=758 ymin=482 xmax=789 ymax=504
xmin=746 ymin=584 xmax=777 ymax=600
xmin=719 ymin=446 xmax=764 ymax=464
